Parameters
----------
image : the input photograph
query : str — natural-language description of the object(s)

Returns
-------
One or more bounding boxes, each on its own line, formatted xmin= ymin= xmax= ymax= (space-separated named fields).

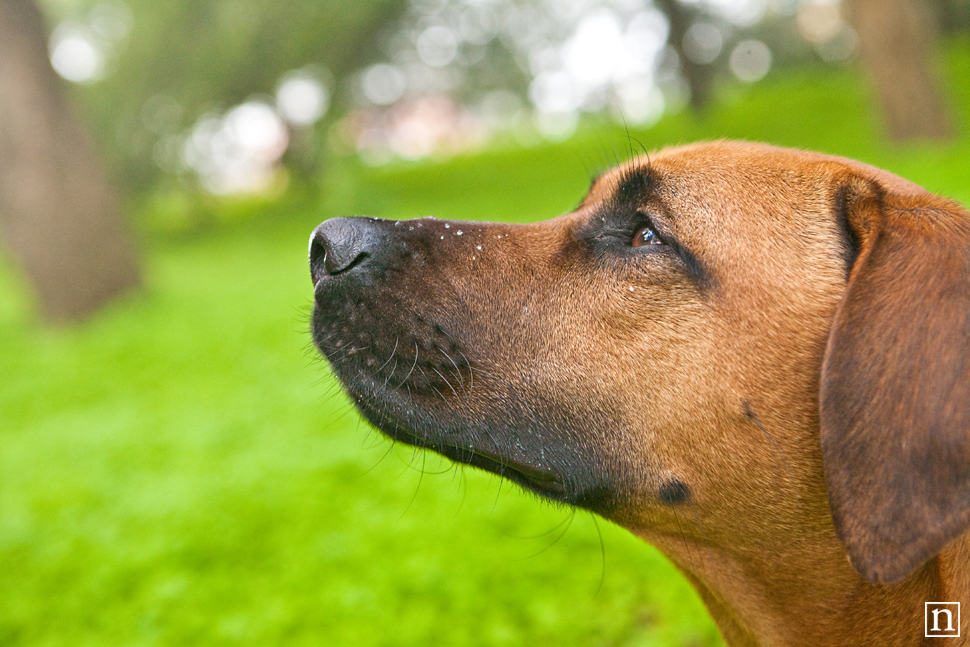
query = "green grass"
xmin=3 ymin=44 xmax=970 ymax=646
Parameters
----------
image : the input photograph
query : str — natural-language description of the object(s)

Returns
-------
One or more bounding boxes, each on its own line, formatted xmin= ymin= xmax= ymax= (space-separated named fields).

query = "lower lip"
xmin=466 ymin=447 xmax=561 ymax=484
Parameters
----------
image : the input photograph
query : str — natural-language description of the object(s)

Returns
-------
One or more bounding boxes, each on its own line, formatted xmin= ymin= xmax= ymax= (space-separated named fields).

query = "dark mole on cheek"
xmin=659 ymin=479 xmax=690 ymax=505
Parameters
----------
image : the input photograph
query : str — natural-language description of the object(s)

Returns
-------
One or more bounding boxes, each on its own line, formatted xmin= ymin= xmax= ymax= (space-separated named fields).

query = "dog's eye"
xmin=632 ymin=223 xmax=663 ymax=247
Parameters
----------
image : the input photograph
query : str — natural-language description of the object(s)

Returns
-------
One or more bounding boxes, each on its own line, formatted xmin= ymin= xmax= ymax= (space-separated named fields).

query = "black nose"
xmin=309 ymin=217 xmax=384 ymax=284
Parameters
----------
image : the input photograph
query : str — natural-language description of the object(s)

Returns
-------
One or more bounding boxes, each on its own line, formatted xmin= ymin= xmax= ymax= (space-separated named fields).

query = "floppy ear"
xmin=820 ymin=171 xmax=970 ymax=585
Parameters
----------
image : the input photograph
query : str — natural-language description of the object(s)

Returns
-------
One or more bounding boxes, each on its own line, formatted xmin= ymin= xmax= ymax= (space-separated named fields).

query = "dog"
xmin=308 ymin=141 xmax=970 ymax=646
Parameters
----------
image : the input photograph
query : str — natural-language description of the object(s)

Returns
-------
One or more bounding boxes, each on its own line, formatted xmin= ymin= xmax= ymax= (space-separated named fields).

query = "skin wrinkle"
xmin=311 ymin=141 xmax=970 ymax=647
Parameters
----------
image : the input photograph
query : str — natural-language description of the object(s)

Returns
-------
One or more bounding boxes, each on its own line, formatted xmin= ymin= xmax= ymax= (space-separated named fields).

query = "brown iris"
xmin=632 ymin=224 xmax=663 ymax=247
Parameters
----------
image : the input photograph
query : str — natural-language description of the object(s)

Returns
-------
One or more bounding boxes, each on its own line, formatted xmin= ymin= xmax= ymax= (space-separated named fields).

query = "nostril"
xmin=309 ymin=237 xmax=329 ymax=284
xmin=326 ymin=249 xmax=368 ymax=275
xmin=309 ymin=217 xmax=382 ymax=283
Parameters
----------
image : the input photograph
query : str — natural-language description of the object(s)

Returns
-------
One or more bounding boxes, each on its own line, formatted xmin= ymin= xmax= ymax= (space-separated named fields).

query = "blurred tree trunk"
xmin=656 ymin=0 xmax=714 ymax=111
xmin=846 ymin=0 xmax=951 ymax=140
xmin=0 ymin=0 xmax=140 ymax=322
xmin=934 ymin=0 xmax=970 ymax=35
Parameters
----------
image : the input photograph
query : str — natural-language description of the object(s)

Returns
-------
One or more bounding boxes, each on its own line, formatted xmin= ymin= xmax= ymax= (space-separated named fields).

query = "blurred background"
xmin=1 ymin=0 xmax=968 ymax=644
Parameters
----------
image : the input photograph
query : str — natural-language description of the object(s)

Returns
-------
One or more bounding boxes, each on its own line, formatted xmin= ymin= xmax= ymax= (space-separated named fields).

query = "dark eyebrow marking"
xmin=614 ymin=161 xmax=657 ymax=202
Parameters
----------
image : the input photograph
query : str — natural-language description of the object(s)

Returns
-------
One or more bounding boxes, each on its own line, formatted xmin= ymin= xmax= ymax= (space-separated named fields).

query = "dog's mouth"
xmin=440 ymin=447 xmax=566 ymax=495
xmin=348 ymin=385 xmax=568 ymax=497
xmin=402 ymin=432 xmax=565 ymax=495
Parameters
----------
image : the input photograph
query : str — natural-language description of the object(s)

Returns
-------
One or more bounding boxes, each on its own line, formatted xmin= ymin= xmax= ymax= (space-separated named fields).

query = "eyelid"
xmin=644 ymin=209 xmax=688 ymax=243
xmin=635 ymin=211 xmax=666 ymax=236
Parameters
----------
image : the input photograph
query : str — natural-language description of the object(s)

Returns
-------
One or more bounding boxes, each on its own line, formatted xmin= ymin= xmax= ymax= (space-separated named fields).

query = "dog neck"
xmin=637 ymin=512 xmax=970 ymax=646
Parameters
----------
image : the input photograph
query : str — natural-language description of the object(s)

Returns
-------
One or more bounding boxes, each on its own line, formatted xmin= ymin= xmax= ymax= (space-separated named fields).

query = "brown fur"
xmin=309 ymin=141 xmax=970 ymax=646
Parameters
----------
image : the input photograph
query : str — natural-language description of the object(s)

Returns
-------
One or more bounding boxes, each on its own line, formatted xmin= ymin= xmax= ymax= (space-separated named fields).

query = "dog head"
xmin=309 ymin=141 xmax=970 ymax=586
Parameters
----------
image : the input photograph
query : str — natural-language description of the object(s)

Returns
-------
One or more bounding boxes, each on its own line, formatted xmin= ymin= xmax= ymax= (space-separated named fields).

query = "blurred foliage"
xmin=2 ymin=32 xmax=970 ymax=647
xmin=32 ymin=0 xmax=970 ymax=201
xmin=39 ymin=0 xmax=407 ymax=193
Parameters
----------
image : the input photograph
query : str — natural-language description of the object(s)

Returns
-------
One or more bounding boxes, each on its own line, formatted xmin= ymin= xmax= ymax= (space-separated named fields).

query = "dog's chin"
xmin=311 ymin=298 xmax=625 ymax=512
xmin=341 ymin=378 xmax=570 ymax=500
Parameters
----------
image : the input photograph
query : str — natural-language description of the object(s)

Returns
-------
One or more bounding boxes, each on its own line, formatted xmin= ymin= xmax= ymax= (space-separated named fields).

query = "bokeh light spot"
xmin=181 ymin=101 xmax=289 ymax=195
xmin=49 ymin=27 xmax=105 ymax=84
xmin=362 ymin=64 xmax=407 ymax=105
xmin=797 ymin=2 xmax=843 ymax=43
xmin=276 ymin=71 xmax=329 ymax=126
xmin=730 ymin=39 xmax=772 ymax=82
xmin=683 ymin=22 xmax=723 ymax=65
xmin=563 ymin=9 xmax=625 ymax=86
xmin=416 ymin=25 xmax=459 ymax=68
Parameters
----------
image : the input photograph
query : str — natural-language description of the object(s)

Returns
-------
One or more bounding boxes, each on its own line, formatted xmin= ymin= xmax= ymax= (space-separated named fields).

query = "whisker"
xmin=437 ymin=347 xmax=468 ymax=400
xmin=457 ymin=349 xmax=474 ymax=394
xmin=590 ymin=514 xmax=607 ymax=598
xmin=517 ymin=509 xmax=576 ymax=560
xmin=687 ymin=500 xmax=710 ymax=570
xmin=395 ymin=343 xmax=421 ymax=390
xmin=672 ymin=508 xmax=697 ymax=575
xmin=401 ymin=451 xmax=427 ymax=518
xmin=743 ymin=401 xmax=792 ymax=480
xmin=381 ymin=357 xmax=399 ymax=389
xmin=375 ymin=336 xmax=400 ymax=374
xmin=431 ymin=365 xmax=462 ymax=402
